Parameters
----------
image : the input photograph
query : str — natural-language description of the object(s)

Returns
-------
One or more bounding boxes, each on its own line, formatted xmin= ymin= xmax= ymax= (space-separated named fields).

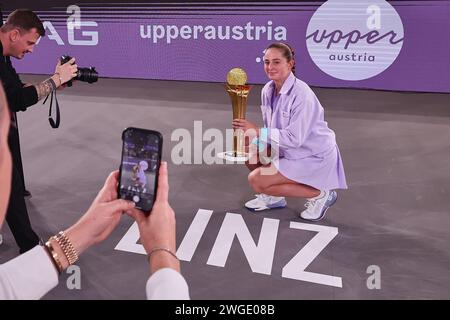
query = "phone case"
xmin=118 ymin=127 xmax=163 ymax=213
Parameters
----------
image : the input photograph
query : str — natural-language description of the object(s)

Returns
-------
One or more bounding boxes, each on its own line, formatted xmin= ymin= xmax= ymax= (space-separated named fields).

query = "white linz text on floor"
xmin=115 ymin=209 xmax=342 ymax=288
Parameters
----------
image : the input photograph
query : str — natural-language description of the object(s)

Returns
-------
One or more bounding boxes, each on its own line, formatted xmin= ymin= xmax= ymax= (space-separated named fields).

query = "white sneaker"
xmin=245 ymin=194 xmax=287 ymax=212
xmin=300 ymin=190 xmax=338 ymax=221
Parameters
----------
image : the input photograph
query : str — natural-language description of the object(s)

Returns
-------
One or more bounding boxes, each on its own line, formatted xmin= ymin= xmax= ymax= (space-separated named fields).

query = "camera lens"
xmin=76 ymin=67 xmax=99 ymax=84
xmin=60 ymin=55 xmax=99 ymax=84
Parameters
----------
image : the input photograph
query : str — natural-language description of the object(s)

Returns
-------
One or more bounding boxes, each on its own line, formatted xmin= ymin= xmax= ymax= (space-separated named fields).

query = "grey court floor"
xmin=0 ymin=75 xmax=449 ymax=299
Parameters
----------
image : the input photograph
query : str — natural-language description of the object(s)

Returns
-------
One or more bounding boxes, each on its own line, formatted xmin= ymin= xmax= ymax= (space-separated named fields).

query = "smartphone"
xmin=118 ymin=127 xmax=163 ymax=213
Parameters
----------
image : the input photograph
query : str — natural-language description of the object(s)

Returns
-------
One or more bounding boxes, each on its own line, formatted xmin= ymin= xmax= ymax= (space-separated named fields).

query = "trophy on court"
xmin=217 ymin=68 xmax=252 ymax=162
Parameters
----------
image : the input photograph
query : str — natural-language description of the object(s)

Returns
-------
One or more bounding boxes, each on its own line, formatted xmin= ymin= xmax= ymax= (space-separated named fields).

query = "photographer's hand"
xmin=54 ymin=58 xmax=78 ymax=87
xmin=34 ymin=57 xmax=78 ymax=100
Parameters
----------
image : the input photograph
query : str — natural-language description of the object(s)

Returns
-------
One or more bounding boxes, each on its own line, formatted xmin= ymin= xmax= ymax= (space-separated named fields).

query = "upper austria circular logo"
xmin=306 ymin=0 xmax=404 ymax=81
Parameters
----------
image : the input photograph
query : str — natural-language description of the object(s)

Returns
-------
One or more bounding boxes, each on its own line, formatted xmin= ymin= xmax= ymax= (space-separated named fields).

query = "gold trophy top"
xmin=227 ymin=67 xmax=248 ymax=86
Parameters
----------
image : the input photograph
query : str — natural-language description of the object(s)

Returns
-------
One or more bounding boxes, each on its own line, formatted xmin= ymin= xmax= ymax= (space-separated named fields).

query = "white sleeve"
xmin=0 ymin=246 xmax=59 ymax=300
xmin=146 ymin=268 xmax=190 ymax=300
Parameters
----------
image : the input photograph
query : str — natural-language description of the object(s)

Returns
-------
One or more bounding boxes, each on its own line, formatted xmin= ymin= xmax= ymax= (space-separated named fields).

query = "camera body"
xmin=60 ymin=55 xmax=99 ymax=86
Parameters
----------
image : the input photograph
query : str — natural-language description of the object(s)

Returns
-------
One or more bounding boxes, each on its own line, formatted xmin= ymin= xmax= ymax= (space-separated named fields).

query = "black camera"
xmin=60 ymin=55 xmax=98 ymax=86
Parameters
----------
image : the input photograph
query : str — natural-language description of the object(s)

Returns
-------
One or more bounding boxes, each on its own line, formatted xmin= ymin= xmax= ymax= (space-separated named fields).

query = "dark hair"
xmin=265 ymin=42 xmax=296 ymax=75
xmin=1 ymin=9 xmax=45 ymax=36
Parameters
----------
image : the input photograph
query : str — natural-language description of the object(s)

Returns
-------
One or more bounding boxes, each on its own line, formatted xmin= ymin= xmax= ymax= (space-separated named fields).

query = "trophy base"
xmin=217 ymin=151 xmax=248 ymax=163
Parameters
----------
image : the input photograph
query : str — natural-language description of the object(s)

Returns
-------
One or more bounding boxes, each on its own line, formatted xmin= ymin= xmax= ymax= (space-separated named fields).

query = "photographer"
xmin=0 ymin=9 xmax=77 ymax=253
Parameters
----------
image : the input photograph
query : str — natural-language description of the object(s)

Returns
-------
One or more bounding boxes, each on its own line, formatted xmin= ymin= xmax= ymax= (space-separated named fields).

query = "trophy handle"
xmin=226 ymin=85 xmax=250 ymax=157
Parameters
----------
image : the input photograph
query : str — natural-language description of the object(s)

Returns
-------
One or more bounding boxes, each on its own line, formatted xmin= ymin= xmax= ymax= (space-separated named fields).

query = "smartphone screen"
xmin=118 ymin=127 xmax=162 ymax=213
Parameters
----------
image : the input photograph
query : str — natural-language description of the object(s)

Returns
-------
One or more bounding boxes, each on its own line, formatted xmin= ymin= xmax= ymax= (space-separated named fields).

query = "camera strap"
xmin=43 ymin=89 xmax=60 ymax=129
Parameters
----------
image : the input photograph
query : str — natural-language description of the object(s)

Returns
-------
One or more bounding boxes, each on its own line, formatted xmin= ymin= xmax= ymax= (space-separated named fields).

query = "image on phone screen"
xmin=119 ymin=128 xmax=162 ymax=212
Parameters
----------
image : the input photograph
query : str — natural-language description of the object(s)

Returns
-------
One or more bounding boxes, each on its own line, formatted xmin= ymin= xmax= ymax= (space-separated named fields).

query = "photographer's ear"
xmin=9 ymin=28 xmax=21 ymax=42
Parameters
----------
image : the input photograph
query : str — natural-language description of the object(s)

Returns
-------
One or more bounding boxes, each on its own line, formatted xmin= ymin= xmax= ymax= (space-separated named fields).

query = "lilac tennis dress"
xmin=259 ymin=73 xmax=347 ymax=191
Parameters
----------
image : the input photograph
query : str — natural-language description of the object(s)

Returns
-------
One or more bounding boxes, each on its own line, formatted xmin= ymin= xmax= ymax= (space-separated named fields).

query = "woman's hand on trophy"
xmin=232 ymin=119 xmax=258 ymax=135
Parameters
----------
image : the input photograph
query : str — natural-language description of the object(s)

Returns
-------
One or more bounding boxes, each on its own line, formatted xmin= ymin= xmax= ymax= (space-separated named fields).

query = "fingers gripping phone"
xmin=118 ymin=127 xmax=163 ymax=213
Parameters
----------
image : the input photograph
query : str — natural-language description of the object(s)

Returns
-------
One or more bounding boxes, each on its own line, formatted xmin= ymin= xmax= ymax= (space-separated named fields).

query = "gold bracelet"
xmin=44 ymin=241 xmax=63 ymax=274
xmin=147 ymin=247 xmax=179 ymax=263
xmin=53 ymin=231 xmax=79 ymax=265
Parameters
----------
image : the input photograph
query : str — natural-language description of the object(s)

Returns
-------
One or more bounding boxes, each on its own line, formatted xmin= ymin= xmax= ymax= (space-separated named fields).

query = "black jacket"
xmin=0 ymin=40 xmax=38 ymax=113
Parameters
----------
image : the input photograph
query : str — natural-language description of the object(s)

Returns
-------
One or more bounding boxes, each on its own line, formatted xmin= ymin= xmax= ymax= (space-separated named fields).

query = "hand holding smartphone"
xmin=118 ymin=127 xmax=163 ymax=214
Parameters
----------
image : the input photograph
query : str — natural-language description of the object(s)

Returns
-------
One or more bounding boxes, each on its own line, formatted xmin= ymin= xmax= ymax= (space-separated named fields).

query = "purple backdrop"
xmin=5 ymin=1 xmax=450 ymax=93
